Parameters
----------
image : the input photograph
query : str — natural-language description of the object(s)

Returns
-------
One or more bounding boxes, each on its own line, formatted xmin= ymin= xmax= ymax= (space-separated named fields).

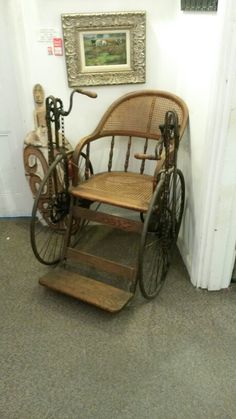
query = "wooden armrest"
xmin=134 ymin=153 xmax=160 ymax=161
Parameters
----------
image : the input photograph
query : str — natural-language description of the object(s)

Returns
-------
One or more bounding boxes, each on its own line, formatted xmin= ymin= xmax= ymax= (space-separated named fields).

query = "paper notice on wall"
xmin=37 ymin=28 xmax=63 ymax=56
xmin=37 ymin=28 xmax=59 ymax=43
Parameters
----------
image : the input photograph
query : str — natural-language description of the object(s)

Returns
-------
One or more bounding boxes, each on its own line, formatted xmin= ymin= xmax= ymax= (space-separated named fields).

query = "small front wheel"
xmin=30 ymin=152 xmax=94 ymax=265
xmin=30 ymin=153 xmax=71 ymax=265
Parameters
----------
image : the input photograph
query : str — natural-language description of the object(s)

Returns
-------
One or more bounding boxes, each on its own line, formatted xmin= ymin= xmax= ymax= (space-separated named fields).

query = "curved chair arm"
xmin=71 ymin=134 xmax=95 ymax=186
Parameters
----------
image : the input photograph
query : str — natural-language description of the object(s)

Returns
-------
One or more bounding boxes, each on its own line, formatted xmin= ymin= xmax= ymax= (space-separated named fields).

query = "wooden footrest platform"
xmin=39 ymin=269 xmax=134 ymax=313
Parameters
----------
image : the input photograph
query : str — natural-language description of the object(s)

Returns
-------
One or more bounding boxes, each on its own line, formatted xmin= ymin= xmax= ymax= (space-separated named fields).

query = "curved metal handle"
xmin=75 ymin=88 xmax=97 ymax=99
xmin=61 ymin=88 xmax=97 ymax=116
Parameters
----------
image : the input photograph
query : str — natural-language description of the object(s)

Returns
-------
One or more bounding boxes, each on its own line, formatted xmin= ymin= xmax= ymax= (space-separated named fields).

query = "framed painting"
xmin=61 ymin=11 xmax=146 ymax=87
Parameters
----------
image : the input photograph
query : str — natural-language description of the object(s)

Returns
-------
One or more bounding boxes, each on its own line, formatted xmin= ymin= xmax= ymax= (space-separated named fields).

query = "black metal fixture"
xmin=181 ymin=0 xmax=218 ymax=11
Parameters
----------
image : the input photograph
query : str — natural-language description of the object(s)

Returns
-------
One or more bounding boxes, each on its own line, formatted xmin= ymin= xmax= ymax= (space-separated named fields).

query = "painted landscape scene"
xmin=83 ymin=32 xmax=128 ymax=67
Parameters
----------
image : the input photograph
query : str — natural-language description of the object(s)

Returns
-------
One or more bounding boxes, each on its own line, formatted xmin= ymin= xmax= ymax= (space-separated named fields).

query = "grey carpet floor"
xmin=0 ymin=218 xmax=236 ymax=419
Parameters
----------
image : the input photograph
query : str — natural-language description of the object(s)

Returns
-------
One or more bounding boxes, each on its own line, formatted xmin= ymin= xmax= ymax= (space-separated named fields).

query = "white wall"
xmin=16 ymin=0 xmax=182 ymax=141
xmin=0 ymin=1 xmax=33 ymax=216
xmin=5 ymin=0 xmax=236 ymax=289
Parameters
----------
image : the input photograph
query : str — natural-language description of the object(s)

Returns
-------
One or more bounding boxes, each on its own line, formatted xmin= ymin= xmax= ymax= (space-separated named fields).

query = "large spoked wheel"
xmin=30 ymin=152 xmax=93 ymax=265
xmin=138 ymin=169 xmax=185 ymax=299
xmin=166 ymin=169 xmax=185 ymax=245
xmin=138 ymin=175 xmax=168 ymax=299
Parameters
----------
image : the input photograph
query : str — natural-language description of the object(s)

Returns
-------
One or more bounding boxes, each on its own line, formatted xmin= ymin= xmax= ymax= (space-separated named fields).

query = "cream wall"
xmin=13 ymin=0 xmax=182 ymax=141
xmin=5 ymin=0 xmax=236 ymax=289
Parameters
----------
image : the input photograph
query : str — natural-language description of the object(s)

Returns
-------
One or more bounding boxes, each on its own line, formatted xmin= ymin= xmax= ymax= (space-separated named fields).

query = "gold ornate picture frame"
xmin=61 ymin=11 xmax=146 ymax=87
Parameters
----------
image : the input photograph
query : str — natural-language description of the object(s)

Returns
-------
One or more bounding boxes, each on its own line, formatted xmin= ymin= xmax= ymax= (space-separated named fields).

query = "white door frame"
xmin=191 ymin=0 xmax=236 ymax=289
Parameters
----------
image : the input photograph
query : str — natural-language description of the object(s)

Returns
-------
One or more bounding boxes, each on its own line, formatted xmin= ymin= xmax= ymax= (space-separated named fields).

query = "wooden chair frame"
xmin=36 ymin=90 xmax=189 ymax=312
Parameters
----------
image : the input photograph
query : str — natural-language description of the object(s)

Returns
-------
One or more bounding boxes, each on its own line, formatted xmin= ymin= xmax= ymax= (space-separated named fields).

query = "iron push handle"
xmin=45 ymin=88 xmax=97 ymax=149
xmin=61 ymin=88 xmax=97 ymax=116
xmin=75 ymin=88 xmax=97 ymax=99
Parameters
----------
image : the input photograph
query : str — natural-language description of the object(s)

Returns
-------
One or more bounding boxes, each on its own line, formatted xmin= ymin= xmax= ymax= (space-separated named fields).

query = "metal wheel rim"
xmin=30 ymin=152 xmax=94 ymax=265
xmin=30 ymin=153 xmax=70 ymax=265
xmin=166 ymin=169 xmax=185 ymax=245
xmin=138 ymin=176 xmax=168 ymax=299
xmin=138 ymin=169 xmax=185 ymax=299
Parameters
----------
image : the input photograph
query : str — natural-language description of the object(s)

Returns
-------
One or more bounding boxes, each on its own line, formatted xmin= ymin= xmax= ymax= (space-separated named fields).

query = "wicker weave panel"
xmin=98 ymin=92 xmax=187 ymax=139
xmin=102 ymin=96 xmax=154 ymax=135
xmin=70 ymin=171 xmax=153 ymax=212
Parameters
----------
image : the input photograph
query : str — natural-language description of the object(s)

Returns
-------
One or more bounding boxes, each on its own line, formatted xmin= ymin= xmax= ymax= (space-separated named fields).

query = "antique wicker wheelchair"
xmin=31 ymin=89 xmax=188 ymax=312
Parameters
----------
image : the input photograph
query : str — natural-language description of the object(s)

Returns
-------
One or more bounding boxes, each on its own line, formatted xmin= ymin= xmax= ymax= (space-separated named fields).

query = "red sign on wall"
xmin=53 ymin=38 xmax=63 ymax=56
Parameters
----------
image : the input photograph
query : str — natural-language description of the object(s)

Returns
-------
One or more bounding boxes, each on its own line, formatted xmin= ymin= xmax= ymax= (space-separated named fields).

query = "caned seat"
xmin=70 ymin=171 xmax=153 ymax=212
xmin=70 ymin=90 xmax=188 ymax=215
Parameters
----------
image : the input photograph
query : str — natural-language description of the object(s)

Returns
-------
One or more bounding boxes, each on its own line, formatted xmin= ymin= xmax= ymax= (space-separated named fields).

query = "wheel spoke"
xmin=139 ymin=169 xmax=185 ymax=299
xmin=30 ymin=154 xmax=70 ymax=265
xmin=30 ymin=152 xmax=93 ymax=265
